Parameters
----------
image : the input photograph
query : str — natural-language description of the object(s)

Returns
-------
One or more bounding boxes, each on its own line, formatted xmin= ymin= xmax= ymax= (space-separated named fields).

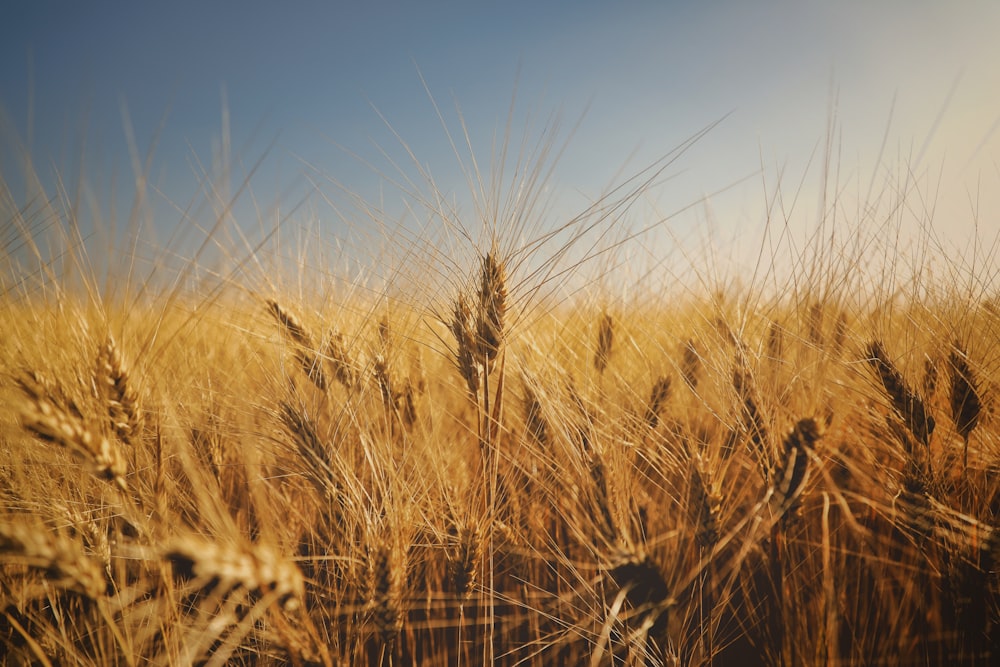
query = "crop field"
xmin=1 ymin=123 xmax=999 ymax=666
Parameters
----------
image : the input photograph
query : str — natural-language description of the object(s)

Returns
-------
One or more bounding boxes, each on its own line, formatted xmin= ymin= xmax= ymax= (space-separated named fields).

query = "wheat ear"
xmin=594 ymin=311 xmax=614 ymax=374
xmin=645 ymin=375 xmax=672 ymax=429
xmin=949 ymin=341 xmax=982 ymax=470
xmin=325 ymin=332 xmax=358 ymax=390
xmin=606 ymin=548 xmax=672 ymax=656
xmin=0 ymin=522 xmax=108 ymax=598
xmin=521 ymin=376 xmax=551 ymax=448
xmin=681 ymin=339 xmax=701 ymax=391
xmin=807 ymin=302 xmax=825 ymax=346
xmin=165 ymin=536 xmax=305 ymax=611
xmin=733 ymin=368 xmax=769 ymax=479
xmin=17 ymin=371 xmax=127 ymax=492
xmin=688 ymin=452 xmax=722 ymax=549
xmin=266 ymin=298 xmax=329 ymax=391
xmin=278 ymin=401 xmax=341 ymax=502
xmin=771 ymin=418 xmax=824 ymax=520
xmin=450 ymin=293 xmax=481 ymax=397
xmin=865 ymin=340 xmax=936 ymax=448
xmin=366 ymin=539 xmax=406 ymax=644
xmin=448 ymin=520 xmax=482 ymax=598
xmin=95 ymin=335 xmax=143 ymax=446
xmin=475 ymin=251 xmax=507 ymax=367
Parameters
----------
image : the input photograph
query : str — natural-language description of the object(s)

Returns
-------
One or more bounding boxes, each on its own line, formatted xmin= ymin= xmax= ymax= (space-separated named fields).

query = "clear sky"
xmin=2 ymin=0 xmax=999 ymax=289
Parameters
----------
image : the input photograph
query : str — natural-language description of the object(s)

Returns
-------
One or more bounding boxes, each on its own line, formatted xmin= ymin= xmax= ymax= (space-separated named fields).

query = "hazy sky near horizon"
xmin=2 ymin=1 xmax=999 ymax=283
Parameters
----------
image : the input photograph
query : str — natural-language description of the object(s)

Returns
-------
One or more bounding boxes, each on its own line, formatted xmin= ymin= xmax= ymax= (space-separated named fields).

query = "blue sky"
xmin=2 ymin=1 xmax=999 ymax=286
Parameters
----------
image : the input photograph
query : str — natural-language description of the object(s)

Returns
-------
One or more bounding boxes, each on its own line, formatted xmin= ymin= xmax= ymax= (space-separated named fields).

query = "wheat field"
xmin=1 ymin=121 xmax=999 ymax=666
